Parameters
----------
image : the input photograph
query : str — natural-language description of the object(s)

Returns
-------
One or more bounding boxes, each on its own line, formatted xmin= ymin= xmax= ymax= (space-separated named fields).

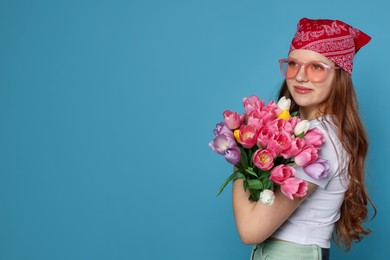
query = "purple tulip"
xmin=213 ymin=122 xmax=233 ymax=137
xmin=209 ymin=133 xmax=236 ymax=155
xmin=224 ymin=147 xmax=241 ymax=165
xmin=303 ymin=158 xmax=330 ymax=180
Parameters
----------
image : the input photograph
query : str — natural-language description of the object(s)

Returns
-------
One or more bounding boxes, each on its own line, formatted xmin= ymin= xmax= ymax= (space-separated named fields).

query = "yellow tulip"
xmin=278 ymin=110 xmax=291 ymax=120
xmin=234 ymin=129 xmax=241 ymax=143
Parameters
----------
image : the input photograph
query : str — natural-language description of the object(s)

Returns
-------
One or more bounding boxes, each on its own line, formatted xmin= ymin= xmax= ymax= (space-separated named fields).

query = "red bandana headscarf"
xmin=289 ymin=18 xmax=371 ymax=74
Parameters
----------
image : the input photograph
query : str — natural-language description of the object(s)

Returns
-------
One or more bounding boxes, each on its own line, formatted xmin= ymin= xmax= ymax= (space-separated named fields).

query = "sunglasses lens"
xmin=281 ymin=60 xmax=299 ymax=79
xmin=305 ymin=62 xmax=329 ymax=83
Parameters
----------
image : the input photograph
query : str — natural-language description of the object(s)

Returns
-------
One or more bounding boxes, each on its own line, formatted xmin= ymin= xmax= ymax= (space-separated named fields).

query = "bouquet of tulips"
xmin=209 ymin=95 xmax=330 ymax=204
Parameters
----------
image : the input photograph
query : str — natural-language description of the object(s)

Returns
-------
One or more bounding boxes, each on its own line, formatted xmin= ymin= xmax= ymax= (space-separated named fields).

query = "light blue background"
xmin=1 ymin=0 xmax=388 ymax=259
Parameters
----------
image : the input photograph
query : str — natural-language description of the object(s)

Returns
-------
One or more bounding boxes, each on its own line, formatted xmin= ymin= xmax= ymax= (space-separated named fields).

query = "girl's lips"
xmin=294 ymin=86 xmax=313 ymax=94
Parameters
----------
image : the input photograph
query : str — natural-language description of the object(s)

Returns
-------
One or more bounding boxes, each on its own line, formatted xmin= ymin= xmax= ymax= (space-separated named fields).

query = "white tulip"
xmin=259 ymin=189 xmax=275 ymax=205
xmin=294 ymin=120 xmax=310 ymax=136
xmin=277 ymin=96 xmax=291 ymax=111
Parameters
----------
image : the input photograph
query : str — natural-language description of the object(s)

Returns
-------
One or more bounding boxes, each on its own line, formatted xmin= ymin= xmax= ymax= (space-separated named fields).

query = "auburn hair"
xmin=278 ymin=69 xmax=376 ymax=251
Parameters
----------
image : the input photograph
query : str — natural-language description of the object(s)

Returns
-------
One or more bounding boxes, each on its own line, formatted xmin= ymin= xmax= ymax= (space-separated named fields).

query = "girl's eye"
xmin=310 ymin=63 xmax=326 ymax=70
xmin=287 ymin=61 xmax=298 ymax=67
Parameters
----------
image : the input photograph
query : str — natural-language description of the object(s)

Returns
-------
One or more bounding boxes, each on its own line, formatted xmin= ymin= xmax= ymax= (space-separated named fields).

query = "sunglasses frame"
xmin=279 ymin=58 xmax=340 ymax=83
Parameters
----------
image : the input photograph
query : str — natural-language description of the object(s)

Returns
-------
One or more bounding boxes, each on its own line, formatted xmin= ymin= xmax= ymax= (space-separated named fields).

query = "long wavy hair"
xmin=278 ymin=69 xmax=376 ymax=251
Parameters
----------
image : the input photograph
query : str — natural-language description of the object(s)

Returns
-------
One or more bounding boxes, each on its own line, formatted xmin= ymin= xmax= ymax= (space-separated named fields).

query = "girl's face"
xmin=286 ymin=49 xmax=336 ymax=120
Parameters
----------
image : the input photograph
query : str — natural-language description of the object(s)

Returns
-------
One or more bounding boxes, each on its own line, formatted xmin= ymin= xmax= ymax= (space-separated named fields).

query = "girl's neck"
xmin=299 ymin=106 xmax=325 ymax=121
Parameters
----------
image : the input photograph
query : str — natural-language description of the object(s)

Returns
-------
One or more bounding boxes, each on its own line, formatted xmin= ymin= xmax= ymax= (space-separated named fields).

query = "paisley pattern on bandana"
xmin=289 ymin=18 xmax=371 ymax=74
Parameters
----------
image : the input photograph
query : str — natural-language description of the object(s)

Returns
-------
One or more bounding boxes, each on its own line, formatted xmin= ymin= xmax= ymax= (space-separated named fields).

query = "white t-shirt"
xmin=272 ymin=116 xmax=349 ymax=248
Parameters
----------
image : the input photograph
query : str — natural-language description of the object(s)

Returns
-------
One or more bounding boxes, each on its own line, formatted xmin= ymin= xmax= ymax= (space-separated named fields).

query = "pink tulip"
xmin=223 ymin=110 xmax=241 ymax=130
xmin=252 ymin=148 xmax=276 ymax=171
xmin=239 ymin=114 xmax=245 ymax=125
xmin=272 ymin=118 xmax=294 ymax=134
xmin=265 ymin=119 xmax=280 ymax=133
xmin=281 ymin=137 xmax=305 ymax=158
xmin=243 ymin=95 xmax=264 ymax=115
xmin=288 ymin=116 xmax=301 ymax=131
xmin=247 ymin=111 xmax=264 ymax=129
xmin=260 ymin=110 xmax=277 ymax=126
xmin=246 ymin=110 xmax=275 ymax=129
xmin=304 ymin=128 xmax=325 ymax=147
xmin=267 ymin=131 xmax=292 ymax=154
xmin=270 ymin=165 xmax=295 ymax=184
xmin=281 ymin=177 xmax=308 ymax=200
xmin=262 ymin=100 xmax=281 ymax=119
xmin=294 ymin=145 xmax=318 ymax=166
xmin=257 ymin=125 xmax=275 ymax=148
xmin=239 ymin=125 xmax=258 ymax=149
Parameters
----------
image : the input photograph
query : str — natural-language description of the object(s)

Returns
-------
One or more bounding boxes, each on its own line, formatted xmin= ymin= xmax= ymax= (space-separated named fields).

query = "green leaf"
xmin=243 ymin=180 xmax=248 ymax=192
xmin=245 ymin=167 xmax=258 ymax=178
xmin=239 ymin=148 xmax=248 ymax=170
xmin=247 ymin=179 xmax=263 ymax=190
xmin=291 ymin=111 xmax=299 ymax=117
xmin=249 ymin=189 xmax=260 ymax=201
xmin=216 ymin=170 xmax=245 ymax=196
xmin=282 ymin=158 xmax=293 ymax=165
xmin=264 ymin=178 xmax=273 ymax=190
xmin=259 ymin=174 xmax=269 ymax=182
xmin=258 ymin=169 xmax=270 ymax=177
xmin=248 ymin=147 xmax=255 ymax=167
